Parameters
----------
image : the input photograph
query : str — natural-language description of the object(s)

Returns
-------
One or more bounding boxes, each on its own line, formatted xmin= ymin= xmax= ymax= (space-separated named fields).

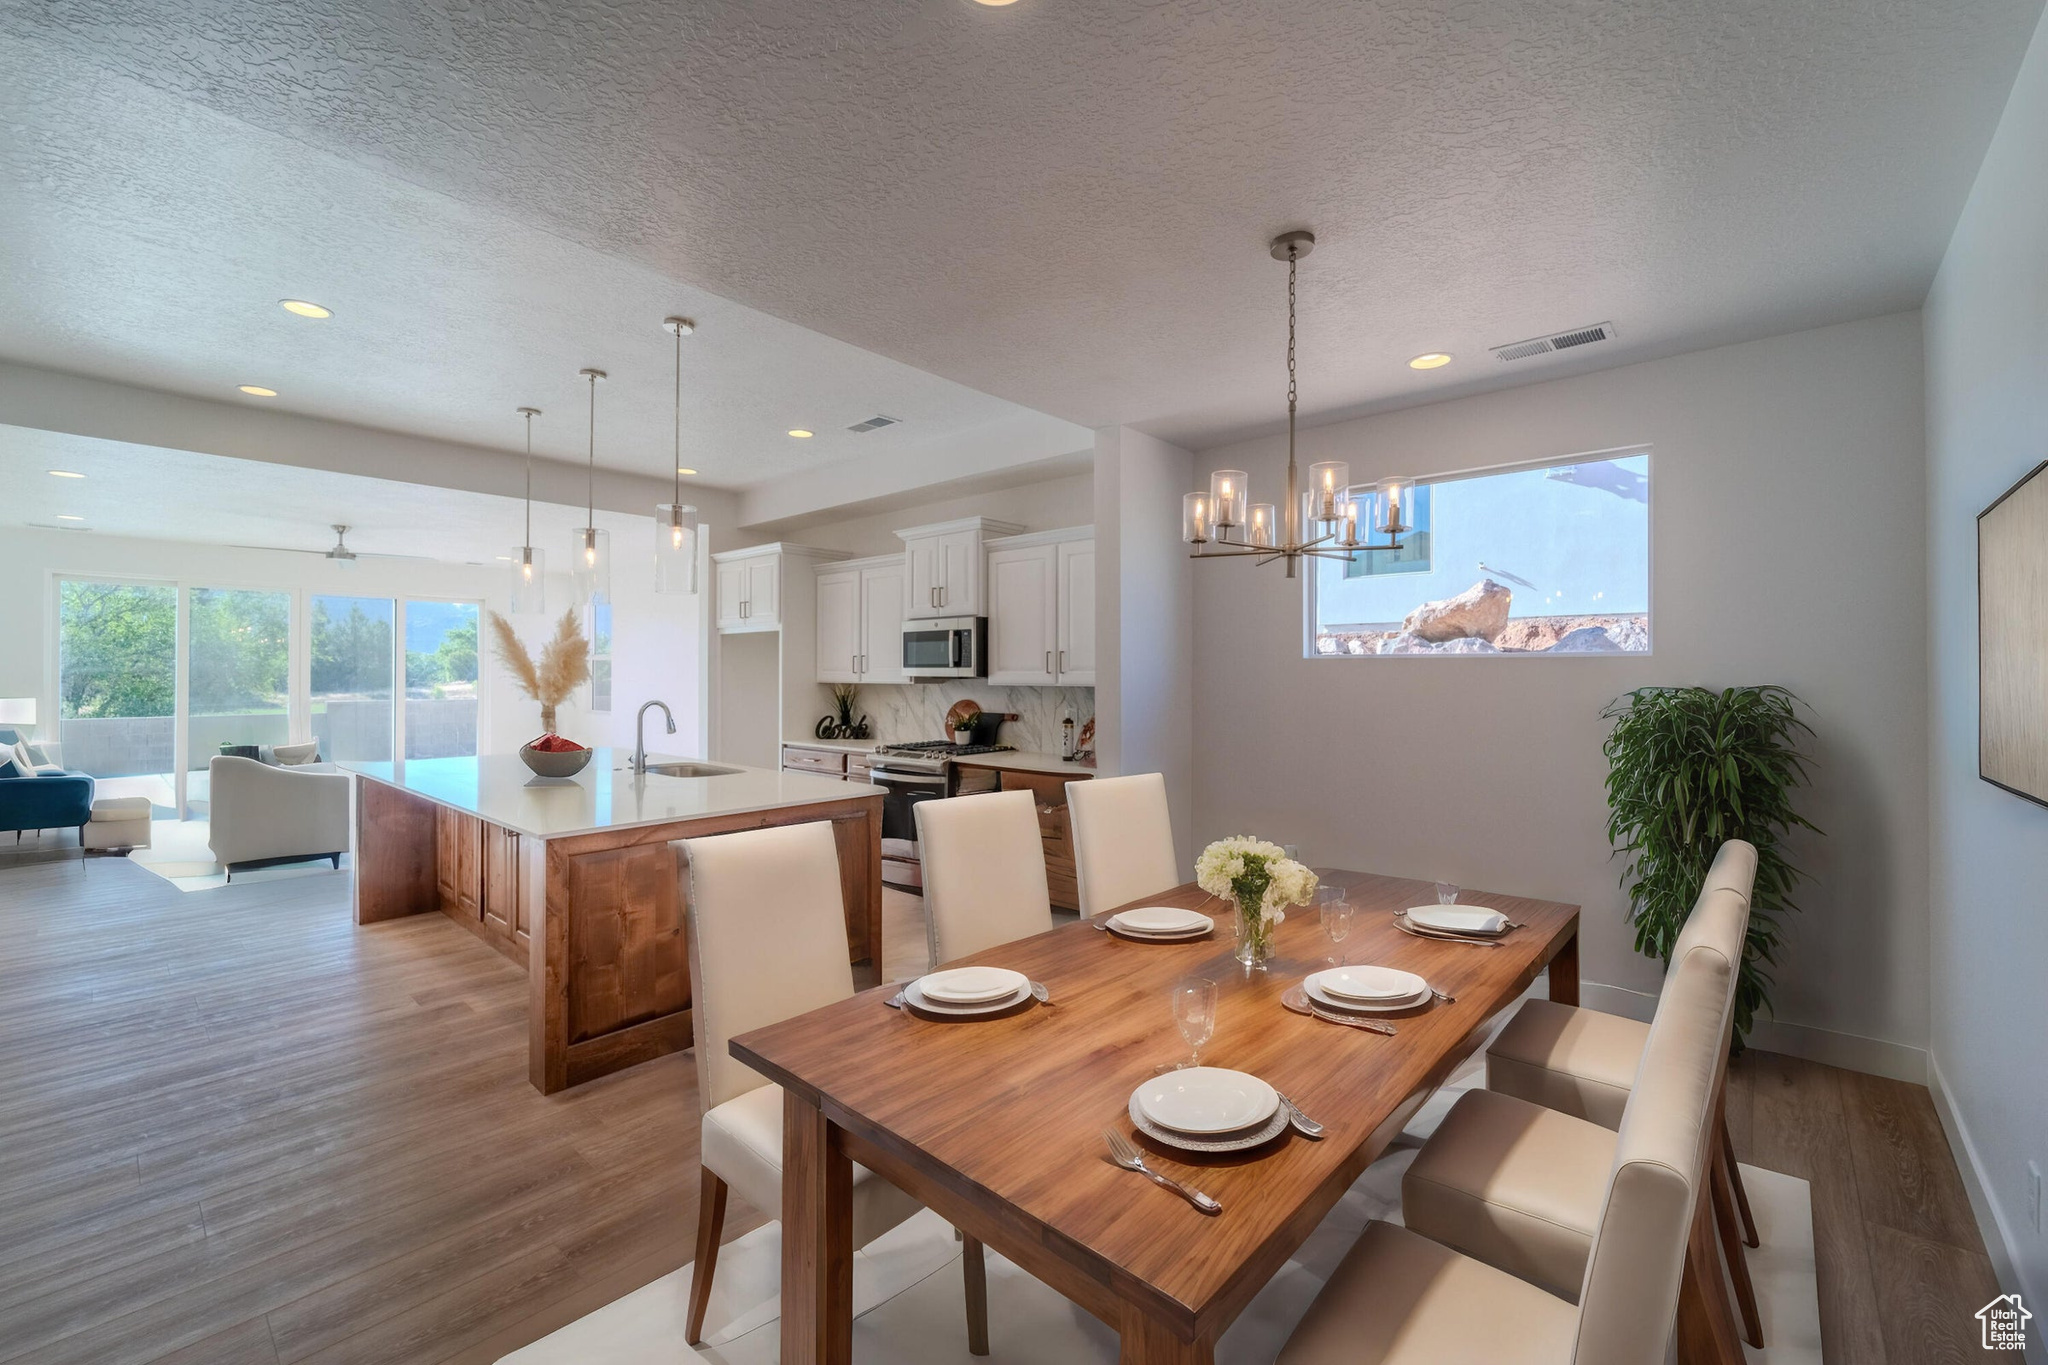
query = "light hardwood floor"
xmin=0 ymin=850 xmax=2009 ymax=1362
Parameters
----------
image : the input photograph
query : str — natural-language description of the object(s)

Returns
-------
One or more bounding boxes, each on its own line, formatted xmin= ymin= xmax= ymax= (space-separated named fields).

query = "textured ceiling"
xmin=0 ymin=0 xmax=2039 ymax=455
xmin=0 ymin=38 xmax=1090 ymax=489
xmin=2 ymin=426 xmax=640 ymax=565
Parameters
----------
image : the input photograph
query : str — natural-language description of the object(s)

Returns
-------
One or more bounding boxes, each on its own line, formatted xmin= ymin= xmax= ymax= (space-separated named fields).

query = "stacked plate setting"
xmin=1128 ymin=1067 xmax=1290 ymax=1152
xmin=1301 ymin=964 xmax=1432 ymax=1014
xmin=1104 ymin=905 xmax=1215 ymax=941
xmin=1398 ymin=904 xmax=1512 ymax=938
xmin=902 ymin=966 xmax=1033 ymax=1016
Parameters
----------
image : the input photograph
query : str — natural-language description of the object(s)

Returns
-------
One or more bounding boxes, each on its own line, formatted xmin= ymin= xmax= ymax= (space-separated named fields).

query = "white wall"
xmin=1924 ymin=0 xmax=2048 ymax=1309
xmin=0 ymin=518 xmax=705 ymax=762
xmin=1094 ymin=426 xmax=1197 ymax=866
xmin=739 ymin=474 xmax=1095 ymax=558
xmin=1189 ymin=312 xmax=1930 ymax=1072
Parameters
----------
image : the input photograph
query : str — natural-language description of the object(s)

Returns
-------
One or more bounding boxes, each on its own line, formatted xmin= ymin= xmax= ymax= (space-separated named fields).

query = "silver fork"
xmin=1103 ymin=1129 xmax=1222 ymax=1214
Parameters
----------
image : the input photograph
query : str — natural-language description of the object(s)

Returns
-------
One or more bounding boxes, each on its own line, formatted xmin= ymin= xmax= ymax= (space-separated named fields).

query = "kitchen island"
xmin=343 ymin=750 xmax=882 ymax=1094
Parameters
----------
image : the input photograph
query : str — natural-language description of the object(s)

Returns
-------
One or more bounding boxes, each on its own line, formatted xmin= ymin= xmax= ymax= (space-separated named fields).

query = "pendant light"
xmin=508 ymin=406 xmax=546 ymax=613
xmin=1181 ymin=230 xmax=1408 ymax=578
xmin=572 ymin=367 xmax=611 ymax=608
xmin=654 ymin=316 xmax=700 ymax=594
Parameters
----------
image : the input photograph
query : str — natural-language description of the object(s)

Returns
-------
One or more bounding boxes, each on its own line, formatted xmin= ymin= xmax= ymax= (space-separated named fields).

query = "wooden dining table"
xmin=729 ymin=868 xmax=1580 ymax=1364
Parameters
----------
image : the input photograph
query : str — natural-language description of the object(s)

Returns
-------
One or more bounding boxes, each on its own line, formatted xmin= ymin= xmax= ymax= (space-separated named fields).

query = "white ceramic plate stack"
xmin=1401 ymin=904 xmax=1512 ymax=937
xmin=1302 ymin=964 xmax=1432 ymax=1014
xmin=1104 ymin=905 xmax=1215 ymax=942
xmin=903 ymin=966 xmax=1033 ymax=1016
xmin=1127 ymin=1067 xmax=1290 ymax=1152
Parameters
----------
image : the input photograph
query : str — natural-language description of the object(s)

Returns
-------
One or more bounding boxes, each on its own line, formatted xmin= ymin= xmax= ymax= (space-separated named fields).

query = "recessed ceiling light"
xmin=494 ymin=555 xmax=512 ymax=561
xmin=676 ymin=467 xmax=698 ymax=476
xmin=787 ymin=429 xmax=814 ymax=439
xmin=239 ymin=385 xmax=278 ymax=397
xmin=56 ymin=514 xmax=84 ymax=521
xmin=1408 ymin=352 xmax=1453 ymax=370
xmin=280 ymin=299 xmax=332 ymax=319
xmin=974 ymin=0 xmax=1020 ymax=6
xmin=47 ymin=469 xmax=84 ymax=478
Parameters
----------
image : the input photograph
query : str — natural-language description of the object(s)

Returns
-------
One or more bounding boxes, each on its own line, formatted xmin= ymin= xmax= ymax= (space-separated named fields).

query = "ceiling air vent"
xmin=846 ymin=414 xmax=901 ymax=433
xmin=1489 ymin=322 xmax=1617 ymax=363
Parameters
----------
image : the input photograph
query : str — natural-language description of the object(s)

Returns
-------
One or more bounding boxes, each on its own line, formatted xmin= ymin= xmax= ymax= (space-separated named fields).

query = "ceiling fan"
xmin=221 ymin=523 xmax=442 ymax=566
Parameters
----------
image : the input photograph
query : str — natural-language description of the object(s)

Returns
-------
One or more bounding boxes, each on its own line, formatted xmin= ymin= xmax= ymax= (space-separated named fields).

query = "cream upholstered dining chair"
xmin=914 ymin=789 xmax=1053 ymax=970
xmin=676 ymin=822 xmax=989 ymax=1352
xmin=1277 ymin=935 xmax=1736 ymax=1365
xmin=1064 ymin=772 xmax=1180 ymax=918
xmin=1481 ymin=840 xmax=1764 ymax=1341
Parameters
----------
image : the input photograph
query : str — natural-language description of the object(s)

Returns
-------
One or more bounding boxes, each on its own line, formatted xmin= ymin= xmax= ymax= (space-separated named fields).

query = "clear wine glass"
xmin=1172 ymin=977 xmax=1219 ymax=1070
xmin=1319 ymin=888 xmax=1354 ymax=965
xmin=1435 ymin=881 xmax=1461 ymax=905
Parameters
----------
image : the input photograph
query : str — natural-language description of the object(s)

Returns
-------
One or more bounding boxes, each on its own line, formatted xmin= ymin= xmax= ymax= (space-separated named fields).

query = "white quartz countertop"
xmin=947 ymin=750 xmax=1096 ymax=776
xmin=339 ymin=750 xmax=873 ymax=840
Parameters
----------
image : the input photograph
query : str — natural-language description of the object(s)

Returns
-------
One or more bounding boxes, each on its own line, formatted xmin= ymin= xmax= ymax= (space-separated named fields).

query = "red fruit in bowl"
xmin=526 ymin=733 xmax=588 ymax=753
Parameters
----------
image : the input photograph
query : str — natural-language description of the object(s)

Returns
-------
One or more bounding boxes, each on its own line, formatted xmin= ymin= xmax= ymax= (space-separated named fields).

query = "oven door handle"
xmin=871 ymin=768 xmax=949 ymax=786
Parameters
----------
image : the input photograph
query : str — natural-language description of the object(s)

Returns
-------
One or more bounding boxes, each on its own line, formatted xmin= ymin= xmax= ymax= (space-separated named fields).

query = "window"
xmin=1310 ymin=451 xmax=1650 ymax=656
xmin=57 ymin=579 xmax=176 ymax=778
xmin=187 ymin=588 xmax=291 ymax=811
xmin=588 ymin=599 xmax=613 ymax=713
xmin=311 ymin=595 xmax=395 ymax=763
xmin=403 ymin=600 xmax=480 ymax=759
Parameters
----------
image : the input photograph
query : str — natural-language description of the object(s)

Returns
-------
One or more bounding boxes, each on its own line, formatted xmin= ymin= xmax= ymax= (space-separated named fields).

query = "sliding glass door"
xmin=403 ymin=600 xmax=479 ymax=759
xmin=311 ymin=595 xmax=395 ymax=764
xmin=56 ymin=580 xmax=177 ymax=789
xmin=186 ymin=588 xmax=292 ymax=812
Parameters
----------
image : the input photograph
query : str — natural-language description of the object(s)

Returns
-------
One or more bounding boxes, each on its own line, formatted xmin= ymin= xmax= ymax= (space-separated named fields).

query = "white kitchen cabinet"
xmin=986 ymin=543 xmax=1058 ymax=684
xmin=812 ymin=555 xmax=910 ymax=683
xmin=985 ymin=528 xmax=1094 ymax=686
xmin=858 ymin=560 xmax=910 ymax=683
xmin=1055 ymin=538 xmax=1096 ymax=685
xmin=814 ymin=567 xmax=863 ymax=682
xmin=897 ymin=516 xmax=1021 ymax=619
xmin=713 ymin=543 xmax=847 ymax=634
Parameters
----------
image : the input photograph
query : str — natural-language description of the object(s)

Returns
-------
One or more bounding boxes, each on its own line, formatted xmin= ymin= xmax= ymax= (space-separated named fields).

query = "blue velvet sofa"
xmin=0 ymin=728 xmax=95 ymax=838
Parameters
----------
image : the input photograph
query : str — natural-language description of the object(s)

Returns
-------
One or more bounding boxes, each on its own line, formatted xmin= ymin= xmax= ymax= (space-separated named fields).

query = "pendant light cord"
xmin=673 ymin=326 xmax=683 ymax=507
xmin=586 ymin=371 xmax=597 ymax=531
xmin=523 ymin=409 xmax=534 ymax=548
xmin=1285 ymin=242 xmax=1299 ymax=546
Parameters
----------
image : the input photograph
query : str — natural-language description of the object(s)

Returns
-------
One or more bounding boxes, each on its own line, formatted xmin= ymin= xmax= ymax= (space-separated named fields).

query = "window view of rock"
xmin=1311 ymin=452 xmax=1651 ymax=655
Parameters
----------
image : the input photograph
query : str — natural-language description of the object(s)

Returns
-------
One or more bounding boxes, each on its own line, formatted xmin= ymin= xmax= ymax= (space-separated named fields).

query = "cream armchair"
xmin=206 ymin=755 xmax=351 ymax=879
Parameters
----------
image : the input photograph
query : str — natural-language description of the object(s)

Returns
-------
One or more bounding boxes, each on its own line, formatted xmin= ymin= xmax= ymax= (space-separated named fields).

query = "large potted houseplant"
xmin=1601 ymin=685 xmax=1820 ymax=1047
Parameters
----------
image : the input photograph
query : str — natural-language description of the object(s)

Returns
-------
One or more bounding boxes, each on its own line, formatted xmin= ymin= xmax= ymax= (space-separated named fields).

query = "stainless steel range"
xmin=867 ymin=741 xmax=1016 ymax=891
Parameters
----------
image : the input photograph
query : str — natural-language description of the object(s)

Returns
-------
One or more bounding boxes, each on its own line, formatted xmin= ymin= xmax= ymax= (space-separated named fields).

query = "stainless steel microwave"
xmin=902 ymin=616 xmax=986 ymax=679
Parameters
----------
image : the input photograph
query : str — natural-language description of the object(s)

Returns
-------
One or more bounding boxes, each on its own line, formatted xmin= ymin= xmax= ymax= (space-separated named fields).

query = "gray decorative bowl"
xmin=519 ymin=742 xmax=593 ymax=778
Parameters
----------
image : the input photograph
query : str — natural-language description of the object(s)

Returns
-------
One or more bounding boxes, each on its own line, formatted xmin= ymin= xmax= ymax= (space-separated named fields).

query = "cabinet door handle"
xmin=1059 ymin=649 xmax=1067 ymax=673
xmin=1046 ymin=650 xmax=1053 ymax=675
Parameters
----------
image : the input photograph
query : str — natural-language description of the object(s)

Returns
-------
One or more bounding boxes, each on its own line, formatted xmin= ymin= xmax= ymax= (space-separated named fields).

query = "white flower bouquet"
xmin=1195 ymin=836 xmax=1318 ymax=968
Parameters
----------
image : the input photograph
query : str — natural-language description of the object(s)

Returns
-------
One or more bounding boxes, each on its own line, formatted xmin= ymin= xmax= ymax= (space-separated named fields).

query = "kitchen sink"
xmin=621 ymin=760 xmax=744 ymax=778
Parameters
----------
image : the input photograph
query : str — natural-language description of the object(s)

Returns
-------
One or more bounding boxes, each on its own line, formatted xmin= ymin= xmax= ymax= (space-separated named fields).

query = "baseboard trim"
xmin=1928 ymin=1050 xmax=2041 ymax=1358
xmin=1576 ymin=981 xmax=1930 ymax=1083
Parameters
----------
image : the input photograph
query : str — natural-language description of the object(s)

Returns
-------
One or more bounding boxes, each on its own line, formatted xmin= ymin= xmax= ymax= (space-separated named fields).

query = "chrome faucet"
xmin=632 ymin=700 xmax=676 ymax=774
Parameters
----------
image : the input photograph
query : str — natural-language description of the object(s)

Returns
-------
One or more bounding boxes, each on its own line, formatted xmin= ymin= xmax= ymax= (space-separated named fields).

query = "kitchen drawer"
xmin=781 ymin=746 xmax=848 ymax=776
xmin=846 ymin=755 xmax=877 ymax=784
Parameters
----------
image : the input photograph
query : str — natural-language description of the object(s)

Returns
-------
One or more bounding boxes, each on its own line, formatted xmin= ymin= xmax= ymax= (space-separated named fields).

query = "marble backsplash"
xmin=841 ymin=683 xmax=1094 ymax=755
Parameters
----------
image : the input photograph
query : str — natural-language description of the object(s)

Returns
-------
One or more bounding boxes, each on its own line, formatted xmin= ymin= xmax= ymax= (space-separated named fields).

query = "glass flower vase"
xmin=1231 ymin=893 xmax=1276 ymax=971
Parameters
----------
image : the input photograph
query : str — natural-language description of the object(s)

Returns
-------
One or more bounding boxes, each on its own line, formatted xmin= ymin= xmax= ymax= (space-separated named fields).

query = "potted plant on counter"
xmin=490 ymin=610 xmax=594 ymax=776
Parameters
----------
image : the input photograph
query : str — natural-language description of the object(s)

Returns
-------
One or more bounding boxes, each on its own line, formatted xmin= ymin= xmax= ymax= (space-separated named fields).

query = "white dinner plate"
xmin=902 ymin=978 xmax=1033 ymax=1016
xmin=918 ymin=966 xmax=1030 ymax=1004
xmin=1405 ymin=905 xmax=1510 ymax=936
xmin=1309 ymin=964 xmax=1425 ymax=1002
xmin=1134 ymin=1067 xmax=1279 ymax=1135
xmin=1111 ymin=906 xmax=1213 ymax=934
xmin=1107 ymin=916 xmax=1215 ymax=942
xmin=1128 ymin=1092 xmax=1291 ymax=1153
xmin=1303 ymin=975 xmax=1431 ymax=1014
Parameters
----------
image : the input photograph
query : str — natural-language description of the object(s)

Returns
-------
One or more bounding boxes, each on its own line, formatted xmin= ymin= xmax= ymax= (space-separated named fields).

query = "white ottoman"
xmin=83 ymin=796 xmax=153 ymax=851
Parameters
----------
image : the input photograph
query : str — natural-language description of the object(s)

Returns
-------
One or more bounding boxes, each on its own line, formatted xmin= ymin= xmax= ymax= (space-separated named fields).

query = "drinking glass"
xmin=1435 ymin=882 xmax=1460 ymax=905
xmin=1319 ymin=888 xmax=1354 ymax=965
xmin=1172 ymin=977 xmax=1219 ymax=1070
